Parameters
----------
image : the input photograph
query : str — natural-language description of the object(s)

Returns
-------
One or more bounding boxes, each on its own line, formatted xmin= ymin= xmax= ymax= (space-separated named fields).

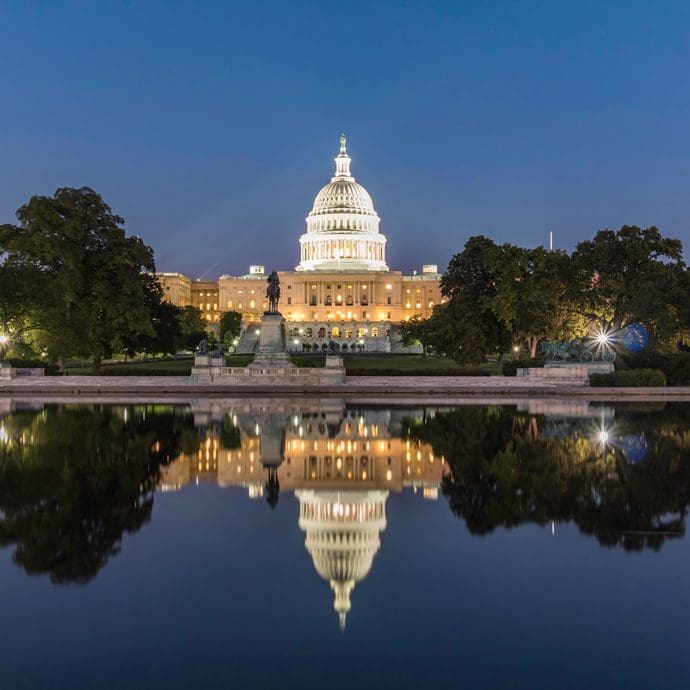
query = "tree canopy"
xmin=0 ymin=187 xmax=159 ymax=370
xmin=404 ymin=226 xmax=689 ymax=363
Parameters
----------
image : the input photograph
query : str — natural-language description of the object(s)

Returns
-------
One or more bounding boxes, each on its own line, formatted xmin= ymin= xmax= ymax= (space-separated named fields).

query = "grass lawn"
xmin=342 ymin=354 xmax=461 ymax=370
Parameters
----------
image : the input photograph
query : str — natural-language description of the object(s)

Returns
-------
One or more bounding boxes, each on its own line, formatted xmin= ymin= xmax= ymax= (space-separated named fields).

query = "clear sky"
xmin=1 ymin=0 xmax=689 ymax=277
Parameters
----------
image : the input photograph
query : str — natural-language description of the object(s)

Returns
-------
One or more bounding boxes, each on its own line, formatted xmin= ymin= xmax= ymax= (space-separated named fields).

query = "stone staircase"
xmin=235 ymin=327 xmax=259 ymax=354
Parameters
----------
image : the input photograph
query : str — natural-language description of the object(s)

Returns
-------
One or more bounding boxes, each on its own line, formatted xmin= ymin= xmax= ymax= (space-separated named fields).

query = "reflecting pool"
xmin=1 ymin=398 xmax=690 ymax=689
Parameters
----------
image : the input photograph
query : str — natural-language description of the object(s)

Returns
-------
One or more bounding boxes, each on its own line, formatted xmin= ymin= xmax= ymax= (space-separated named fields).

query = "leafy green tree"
xmin=220 ymin=311 xmax=242 ymax=349
xmin=403 ymin=236 xmax=510 ymax=364
xmin=571 ymin=225 xmax=687 ymax=342
xmin=0 ymin=187 xmax=158 ymax=371
xmin=137 ymin=301 xmax=183 ymax=356
xmin=178 ymin=305 xmax=207 ymax=349
xmin=0 ymin=254 xmax=47 ymax=359
xmin=490 ymin=246 xmax=582 ymax=357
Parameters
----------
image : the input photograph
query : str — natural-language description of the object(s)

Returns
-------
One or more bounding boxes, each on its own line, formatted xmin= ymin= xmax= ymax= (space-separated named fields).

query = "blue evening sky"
xmin=1 ymin=0 xmax=689 ymax=277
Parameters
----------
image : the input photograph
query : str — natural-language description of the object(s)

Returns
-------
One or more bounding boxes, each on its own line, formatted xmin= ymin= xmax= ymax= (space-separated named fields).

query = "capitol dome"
xmin=296 ymin=489 xmax=388 ymax=631
xmin=296 ymin=135 xmax=388 ymax=272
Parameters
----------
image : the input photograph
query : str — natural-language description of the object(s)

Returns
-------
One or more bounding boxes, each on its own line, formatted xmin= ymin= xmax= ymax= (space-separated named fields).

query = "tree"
xmin=178 ymin=305 xmax=207 ymax=349
xmin=489 ymin=246 xmax=582 ymax=358
xmin=403 ymin=236 xmax=510 ymax=364
xmin=142 ymin=301 xmax=184 ymax=356
xmin=220 ymin=311 xmax=242 ymax=349
xmin=0 ymin=187 xmax=157 ymax=371
xmin=571 ymin=226 xmax=687 ymax=343
xmin=0 ymin=253 xmax=47 ymax=359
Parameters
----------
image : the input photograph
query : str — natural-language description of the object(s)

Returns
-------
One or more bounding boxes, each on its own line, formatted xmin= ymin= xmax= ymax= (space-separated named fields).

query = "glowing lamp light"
xmin=595 ymin=332 xmax=611 ymax=345
xmin=513 ymin=346 xmax=520 ymax=353
xmin=0 ymin=334 xmax=8 ymax=345
xmin=598 ymin=430 xmax=610 ymax=444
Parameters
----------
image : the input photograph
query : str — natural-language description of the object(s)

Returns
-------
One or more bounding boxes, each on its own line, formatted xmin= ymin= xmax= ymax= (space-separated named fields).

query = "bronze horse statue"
xmin=266 ymin=270 xmax=281 ymax=313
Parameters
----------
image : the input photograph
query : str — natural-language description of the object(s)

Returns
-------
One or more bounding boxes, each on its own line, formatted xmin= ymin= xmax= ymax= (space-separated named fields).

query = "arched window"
xmin=331 ymin=327 xmax=340 ymax=337
xmin=325 ymin=295 xmax=332 ymax=306
xmin=345 ymin=329 xmax=353 ymax=339
xmin=360 ymin=295 xmax=368 ymax=306
xmin=249 ymin=299 xmax=255 ymax=308
xmin=345 ymin=295 xmax=353 ymax=306
xmin=306 ymin=327 xmax=313 ymax=338
xmin=310 ymin=295 xmax=317 ymax=306
xmin=318 ymin=327 xmax=326 ymax=339
xmin=371 ymin=327 xmax=379 ymax=337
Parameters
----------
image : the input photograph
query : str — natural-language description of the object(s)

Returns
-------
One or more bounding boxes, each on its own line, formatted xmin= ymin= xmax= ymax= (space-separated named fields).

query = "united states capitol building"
xmin=157 ymin=136 xmax=442 ymax=352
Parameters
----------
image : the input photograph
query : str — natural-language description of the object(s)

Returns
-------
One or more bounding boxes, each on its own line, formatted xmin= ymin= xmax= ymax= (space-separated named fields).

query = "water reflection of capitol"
xmin=160 ymin=399 xmax=445 ymax=629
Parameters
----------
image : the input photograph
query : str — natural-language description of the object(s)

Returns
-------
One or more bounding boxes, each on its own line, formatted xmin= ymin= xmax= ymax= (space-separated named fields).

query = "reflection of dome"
xmin=296 ymin=135 xmax=388 ymax=272
xmin=296 ymin=490 xmax=388 ymax=631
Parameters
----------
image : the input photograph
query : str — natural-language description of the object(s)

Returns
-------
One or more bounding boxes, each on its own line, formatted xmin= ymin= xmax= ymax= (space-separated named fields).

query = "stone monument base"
xmin=248 ymin=312 xmax=294 ymax=369
xmin=190 ymin=354 xmax=225 ymax=383
xmin=545 ymin=361 xmax=615 ymax=376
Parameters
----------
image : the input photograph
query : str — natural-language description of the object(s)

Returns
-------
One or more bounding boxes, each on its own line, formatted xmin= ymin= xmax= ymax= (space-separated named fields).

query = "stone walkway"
xmin=1 ymin=374 xmax=690 ymax=400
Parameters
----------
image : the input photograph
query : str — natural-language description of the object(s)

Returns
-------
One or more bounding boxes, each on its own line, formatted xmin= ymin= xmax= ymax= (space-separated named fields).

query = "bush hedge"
xmin=590 ymin=368 xmax=666 ymax=387
xmin=290 ymin=356 xmax=325 ymax=368
xmin=619 ymin=351 xmax=690 ymax=386
xmin=346 ymin=367 xmax=491 ymax=377
xmin=68 ymin=367 xmax=192 ymax=377
xmin=7 ymin=359 xmax=61 ymax=375
xmin=503 ymin=359 xmax=545 ymax=376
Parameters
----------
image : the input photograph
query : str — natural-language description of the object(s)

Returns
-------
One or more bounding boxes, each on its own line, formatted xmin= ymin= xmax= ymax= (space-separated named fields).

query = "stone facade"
xmin=156 ymin=136 xmax=443 ymax=352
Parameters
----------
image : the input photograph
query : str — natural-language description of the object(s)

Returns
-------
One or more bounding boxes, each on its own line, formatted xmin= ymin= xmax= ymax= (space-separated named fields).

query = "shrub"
xmin=291 ymin=356 xmax=325 ymax=368
xmin=503 ymin=359 xmax=545 ymax=376
xmin=7 ymin=359 xmax=61 ymax=375
xmin=81 ymin=367 xmax=191 ymax=376
xmin=618 ymin=351 xmax=690 ymax=385
xmin=346 ymin=367 xmax=491 ymax=377
xmin=590 ymin=369 xmax=666 ymax=387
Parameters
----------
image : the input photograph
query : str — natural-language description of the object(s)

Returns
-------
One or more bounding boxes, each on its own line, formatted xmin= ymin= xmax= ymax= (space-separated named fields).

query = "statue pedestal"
xmin=545 ymin=362 xmax=615 ymax=376
xmin=190 ymin=354 xmax=224 ymax=382
xmin=249 ymin=313 xmax=293 ymax=368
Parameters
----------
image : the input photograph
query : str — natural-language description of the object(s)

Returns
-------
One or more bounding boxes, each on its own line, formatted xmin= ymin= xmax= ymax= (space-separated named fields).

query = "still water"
xmin=1 ymin=397 xmax=689 ymax=690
